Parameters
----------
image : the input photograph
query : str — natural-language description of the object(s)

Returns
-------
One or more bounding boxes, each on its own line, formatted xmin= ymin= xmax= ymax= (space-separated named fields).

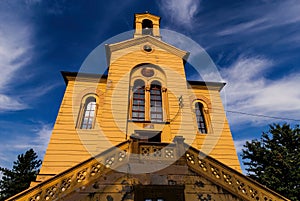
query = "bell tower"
xmin=134 ymin=12 xmax=161 ymax=38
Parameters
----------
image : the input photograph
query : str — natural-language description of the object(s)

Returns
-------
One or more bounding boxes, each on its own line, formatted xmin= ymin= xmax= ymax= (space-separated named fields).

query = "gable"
xmin=105 ymin=35 xmax=190 ymax=66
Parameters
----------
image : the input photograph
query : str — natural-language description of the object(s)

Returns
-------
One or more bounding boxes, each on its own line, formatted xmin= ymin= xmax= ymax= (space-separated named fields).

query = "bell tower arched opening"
xmin=142 ymin=19 xmax=153 ymax=36
xmin=134 ymin=13 xmax=161 ymax=38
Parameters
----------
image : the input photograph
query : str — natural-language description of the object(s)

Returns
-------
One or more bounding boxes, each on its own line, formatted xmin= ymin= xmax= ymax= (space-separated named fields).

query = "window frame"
xmin=130 ymin=79 xmax=166 ymax=123
xmin=76 ymin=94 xmax=99 ymax=129
xmin=132 ymin=80 xmax=146 ymax=121
xmin=129 ymin=65 xmax=168 ymax=123
xmin=193 ymin=100 xmax=209 ymax=134
xmin=150 ymin=82 xmax=163 ymax=122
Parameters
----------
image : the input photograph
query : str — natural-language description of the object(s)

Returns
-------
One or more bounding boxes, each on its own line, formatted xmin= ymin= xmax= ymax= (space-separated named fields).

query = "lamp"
xmin=178 ymin=95 xmax=183 ymax=108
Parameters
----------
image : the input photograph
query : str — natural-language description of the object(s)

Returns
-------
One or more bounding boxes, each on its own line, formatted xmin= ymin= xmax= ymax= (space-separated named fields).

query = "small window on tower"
xmin=142 ymin=19 xmax=153 ymax=35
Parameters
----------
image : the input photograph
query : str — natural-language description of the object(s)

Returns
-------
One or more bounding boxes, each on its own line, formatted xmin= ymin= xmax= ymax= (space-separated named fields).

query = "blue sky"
xmin=0 ymin=0 xmax=299 ymax=173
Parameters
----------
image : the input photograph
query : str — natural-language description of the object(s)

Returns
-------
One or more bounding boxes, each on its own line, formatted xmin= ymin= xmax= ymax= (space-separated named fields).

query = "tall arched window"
xmin=150 ymin=81 xmax=163 ymax=122
xmin=80 ymin=96 xmax=97 ymax=129
xmin=142 ymin=19 xmax=153 ymax=35
xmin=129 ymin=64 xmax=168 ymax=122
xmin=195 ymin=102 xmax=207 ymax=133
xmin=132 ymin=80 xmax=145 ymax=121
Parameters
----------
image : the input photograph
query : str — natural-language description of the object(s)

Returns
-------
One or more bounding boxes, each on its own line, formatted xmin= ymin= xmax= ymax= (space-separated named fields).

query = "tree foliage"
xmin=0 ymin=149 xmax=41 ymax=201
xmin=242 ymin=123 xmax=300 ymax=201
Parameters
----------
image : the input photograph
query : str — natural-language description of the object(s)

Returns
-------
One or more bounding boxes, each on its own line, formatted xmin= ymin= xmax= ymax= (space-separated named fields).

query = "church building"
xmin=7 ymin=13 xmax=289 ymax=201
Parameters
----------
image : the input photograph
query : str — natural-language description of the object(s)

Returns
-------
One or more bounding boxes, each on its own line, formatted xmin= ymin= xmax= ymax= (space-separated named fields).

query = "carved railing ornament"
xmin=29 ymin=193 xmax=41 ymax=201
xmin=7 ymin=140 xmax=289 ymax=201
xmin=7 ymin=142 xmax=130 ymax=201
xmin=139 ymin=145 xmax=175 ymax=159
xmin=185 ymin=148 xmax=289 ymax=201
xmin=61 ymin=177 xmax=72 ymax=192
xmin=44 ymin=185 xmax=58 ymax=200
xmin=90 ymin=163 xmax=102 ymax=176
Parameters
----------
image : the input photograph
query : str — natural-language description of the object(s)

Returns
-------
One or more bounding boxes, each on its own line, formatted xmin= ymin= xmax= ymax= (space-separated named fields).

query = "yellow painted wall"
xmin=189 ymin=86 xmax=241 ymax=171
xmin=37 ymin=78 xmax=109 ymax=181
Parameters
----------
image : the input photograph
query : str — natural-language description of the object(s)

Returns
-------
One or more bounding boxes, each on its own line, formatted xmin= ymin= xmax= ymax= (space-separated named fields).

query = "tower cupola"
xmin=134 ymin=12 xmax=161 ymax=39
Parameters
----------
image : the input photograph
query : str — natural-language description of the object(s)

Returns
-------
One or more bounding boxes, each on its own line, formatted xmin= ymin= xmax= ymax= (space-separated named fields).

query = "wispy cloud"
xmin=0 ymin=3 xmax=33 ymax=112
xmin=0 ymin=1 xmax=61 ymax=112
xmin=10 ymin=123 xmax=52 ymax=152
xmin=0 ymin=122 xmax=52 ymax=168
xmin=234 ymin=138 xmax=253 ymax=174
xmin=221 ymin=55 xmax=300 ymax=126
xmin=217 ymin=0 xmax=300 ymax=36
xmin=21 ymin=82 xmax=62 ymax=104
xmin=217 ymin=18 xmax=267 ymax=36
xmin=234 ymin=138 xmax=251 ymax=154
xmin=0 ymin=94 xmax=28 ymax=111
xmin=157 ymin=0 xmax=201 ymax=28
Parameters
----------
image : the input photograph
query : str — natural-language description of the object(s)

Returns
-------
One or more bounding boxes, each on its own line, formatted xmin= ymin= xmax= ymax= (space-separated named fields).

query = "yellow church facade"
xmin=7 ymin=13 xmax=289 ymax=201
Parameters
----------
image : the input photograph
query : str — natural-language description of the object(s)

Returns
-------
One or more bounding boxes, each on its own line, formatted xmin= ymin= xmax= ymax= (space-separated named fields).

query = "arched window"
xmin=150 ymin=81 xmax=163 ymax=122
xmin=142 ymin=19 xmax=153 ymax=35
xmin=132 ymin=80 xmax=145 ymax=121
xmin=79 ymin=96 xmax=97 ymax=129
xmin=195 ymin=102 xmax=207 ymax=133
xmin=129 ymin=64 xmax=168 ymax=122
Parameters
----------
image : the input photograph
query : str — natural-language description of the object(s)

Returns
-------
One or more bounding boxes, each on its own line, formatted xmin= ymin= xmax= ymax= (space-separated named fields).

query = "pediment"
xmin=105 ymin=35 xmax=190 ymax=66
xmin=7 ymin=140 xmax=289 ymax=201
xmin=135 ymin=13 xmax=160 ymax=23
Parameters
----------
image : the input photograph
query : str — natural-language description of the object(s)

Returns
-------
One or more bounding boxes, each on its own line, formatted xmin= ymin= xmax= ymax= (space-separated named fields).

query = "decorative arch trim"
xmin=190 ymin=94 xmax=212 ymax=112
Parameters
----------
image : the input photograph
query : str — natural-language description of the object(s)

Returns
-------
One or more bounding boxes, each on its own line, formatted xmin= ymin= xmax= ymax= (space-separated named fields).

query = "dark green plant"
xmin=242 ymin=124 xmax=300 ymax=201
xmin=0 ymin=149 xmax=41 ymax=201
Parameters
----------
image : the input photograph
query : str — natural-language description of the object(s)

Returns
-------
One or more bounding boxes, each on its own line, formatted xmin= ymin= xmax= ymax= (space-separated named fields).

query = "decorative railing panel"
xmin=7 ymin=142 xmax=130 ymax=201
xmin=7 ymin=140 xmax=289 ymax=201
xmin=139 ymin=144 xmax=175 ymax=159
xmin=185 ymin=148 xmax=289 ymax=201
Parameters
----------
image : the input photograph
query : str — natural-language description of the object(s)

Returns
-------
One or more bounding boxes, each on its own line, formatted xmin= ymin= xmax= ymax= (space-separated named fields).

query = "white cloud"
xmin=0 ymin=7 xmax=33 ymax=112
xmin=0 ymin=122 xmax=52 ymax=169
xmin=234 ymin=138 xmax=253 ymax=174
xmin=221 ymin=55 xmax=300 ymax=126
xmin=11 ymin=123 xmax=52 ymax=153
xmin=217 ymin=0 xmax=300 ymax=36
xmin=0 ymin=94 xmax=28 ymax=111
xmin=158 ymin=0 xmax=201 ymax=28
xmin=32 ymin=123 xmax=53 ymax=153
xmin=269 ymin=0 xmax=300 ymax=25
xmin=0 ymin=16 xmax=32 ymax=90
xmin=217 ymin=18 xmax=267 ymax=36
xmin=234 ymin=138 xmax=251 ymax=154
